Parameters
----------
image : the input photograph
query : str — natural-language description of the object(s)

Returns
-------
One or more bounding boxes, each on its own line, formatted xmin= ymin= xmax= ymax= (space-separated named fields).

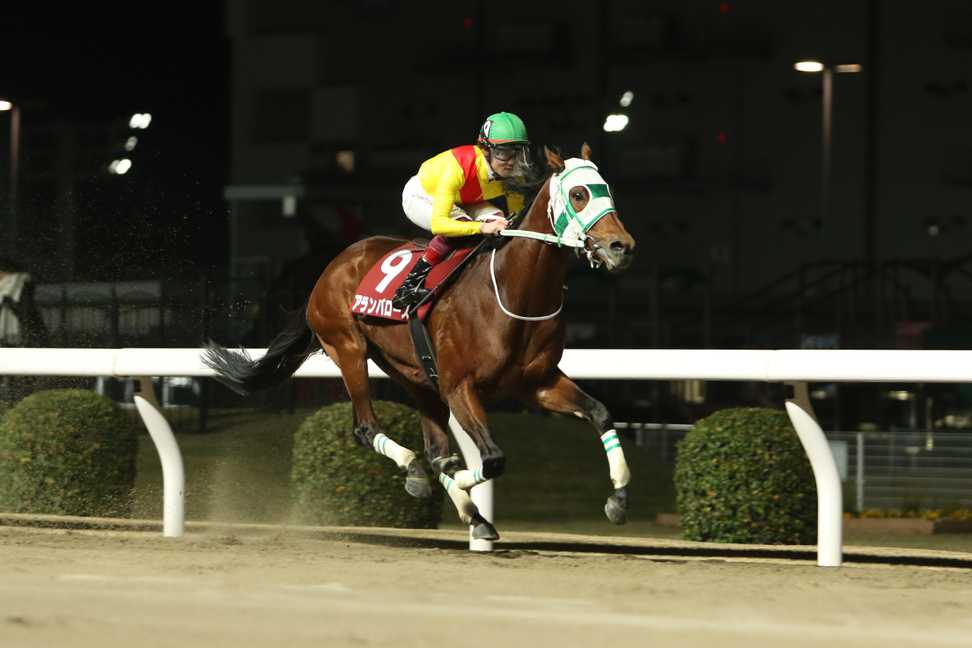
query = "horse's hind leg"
xmin=319 ymin=336 xmax=431 ymax=498
xmin=526 ymin=371 xmax=631 ymax=525
xmin=411 ymin=389 xmax=498 ymax=541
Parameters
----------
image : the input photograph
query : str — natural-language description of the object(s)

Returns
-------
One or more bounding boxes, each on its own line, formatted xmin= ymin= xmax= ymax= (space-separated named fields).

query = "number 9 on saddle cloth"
xmin=349 ymin=242 xmax=480 ymax=323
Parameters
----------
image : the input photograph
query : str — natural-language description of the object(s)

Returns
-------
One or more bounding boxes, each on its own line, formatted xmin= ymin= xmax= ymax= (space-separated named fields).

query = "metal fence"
xmin=829 ymin=429 xmax=972 ymax=511
xmin=621 ymin=422 xmax=972 ymax=511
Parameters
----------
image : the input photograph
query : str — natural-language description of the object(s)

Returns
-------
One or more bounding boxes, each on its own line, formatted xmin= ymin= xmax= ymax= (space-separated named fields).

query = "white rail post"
xmin=784 ymin=381 xmax=842 ymax=567
xmin=856 ymin=432 xmax=865 ymax=513
xmin=449 ymin=414 xmax=494 ymax=552
xmin=133 ymin=376 xmax=185 ymax=538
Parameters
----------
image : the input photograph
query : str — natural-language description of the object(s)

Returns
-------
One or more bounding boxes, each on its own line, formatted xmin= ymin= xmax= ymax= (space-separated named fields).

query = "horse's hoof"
xmin=351 ymin=424 xmax=373 ymax=448
xmin=605 ymin=489 xmax=628 ymax=525
xmin=405 ymin=460 xmax=432 ymax=499
xmin=481 ymin=453 xmax=506 ymax=480
xmin=471 ymin=518 xmax=500 ymax=541
xmin=430 ymin=453 xmax=462 ymax=477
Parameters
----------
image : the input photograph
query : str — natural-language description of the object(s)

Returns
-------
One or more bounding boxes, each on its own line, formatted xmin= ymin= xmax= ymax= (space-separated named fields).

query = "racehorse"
xmin=204 ymin=145 xmax=636 ymax=540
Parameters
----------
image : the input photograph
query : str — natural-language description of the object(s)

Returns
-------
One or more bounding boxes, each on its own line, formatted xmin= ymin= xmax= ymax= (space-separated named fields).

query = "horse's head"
xmin=543 ymin=144 xmax=635 ymax=272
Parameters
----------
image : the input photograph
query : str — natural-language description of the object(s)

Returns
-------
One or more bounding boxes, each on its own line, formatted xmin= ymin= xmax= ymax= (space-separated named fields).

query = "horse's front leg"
xmin=445 ymin=379 xmax=506 ymax=480
xmin=527 ymin=371 xmax=631 ymax=524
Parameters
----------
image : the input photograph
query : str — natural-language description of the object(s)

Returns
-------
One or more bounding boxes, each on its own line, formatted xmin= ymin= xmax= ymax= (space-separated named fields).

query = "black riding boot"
xmin=392 ymin=258 xmax=433 ymax=310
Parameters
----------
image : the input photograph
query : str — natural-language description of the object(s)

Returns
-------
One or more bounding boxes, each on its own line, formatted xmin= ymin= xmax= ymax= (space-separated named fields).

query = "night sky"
xmin=0 ymin=4 xmax=229 ymax=277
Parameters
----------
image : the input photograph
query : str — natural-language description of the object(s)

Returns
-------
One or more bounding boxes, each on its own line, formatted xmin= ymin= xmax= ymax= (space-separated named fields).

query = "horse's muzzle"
xmin=595 ymin=237 xmax=635 ymax=272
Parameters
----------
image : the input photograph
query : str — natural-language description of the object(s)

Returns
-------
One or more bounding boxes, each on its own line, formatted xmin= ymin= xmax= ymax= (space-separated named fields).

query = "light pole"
xmin=0 ymin=99 xmax=19 ymax=259
xmin=794 ymin=61 xmax=862 ymax=230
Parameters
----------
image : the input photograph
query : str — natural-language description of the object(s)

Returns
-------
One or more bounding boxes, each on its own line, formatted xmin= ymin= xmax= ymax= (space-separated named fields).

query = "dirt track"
xmin=1 ymin=522 xmax=972 ymax=648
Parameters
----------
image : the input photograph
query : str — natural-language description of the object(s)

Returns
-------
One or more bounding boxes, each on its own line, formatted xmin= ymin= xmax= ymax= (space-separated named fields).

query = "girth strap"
xmin=404 ymin=236 xmax=491 ymax=390
xmin=404 ymin=215 xmax=530 ymax=390
xmin=408 ymin=315 xmax=439 ymax=390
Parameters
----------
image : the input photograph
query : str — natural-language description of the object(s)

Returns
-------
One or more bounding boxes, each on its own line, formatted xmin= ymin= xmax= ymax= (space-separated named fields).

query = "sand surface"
xmin=2 ymin=521 xmax=972 ymax=647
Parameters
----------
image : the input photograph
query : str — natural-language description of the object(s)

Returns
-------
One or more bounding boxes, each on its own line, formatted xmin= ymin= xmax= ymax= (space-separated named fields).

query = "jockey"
xmin=392 ymin=111 xmax=531 ymax=310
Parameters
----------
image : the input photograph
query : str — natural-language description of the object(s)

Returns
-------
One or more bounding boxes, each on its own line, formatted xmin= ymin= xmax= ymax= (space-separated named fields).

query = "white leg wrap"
xmin=372 ymin=433 xmax=416 ymax=470
xmin=600 ymin=429 xmax=631 ymax=490
xmin=439 ymin=473 xmax=477 ymax=524
xmin=452 ymin=467 xmax=488 ymax=491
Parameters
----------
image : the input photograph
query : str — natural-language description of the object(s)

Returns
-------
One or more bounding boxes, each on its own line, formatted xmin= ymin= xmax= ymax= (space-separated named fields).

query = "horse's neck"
xmin=490 ymin=179 xmax=570 ymax=309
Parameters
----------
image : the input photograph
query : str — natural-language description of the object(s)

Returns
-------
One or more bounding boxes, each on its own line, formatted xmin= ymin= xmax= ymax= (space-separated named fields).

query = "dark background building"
xmin=2 ymin=0 xmax=972 ymax=350
xmin=0 ymin=3 xmax=229 ymax=281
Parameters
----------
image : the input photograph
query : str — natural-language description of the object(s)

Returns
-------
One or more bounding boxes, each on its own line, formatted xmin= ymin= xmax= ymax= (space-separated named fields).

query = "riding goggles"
xmin=489 ymin=143 xmax=528 ymax=162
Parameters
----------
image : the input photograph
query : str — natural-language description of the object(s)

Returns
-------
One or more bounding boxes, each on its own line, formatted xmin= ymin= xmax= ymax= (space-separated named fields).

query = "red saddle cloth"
xmin=350 ymin=241 xmax=477 ymax=322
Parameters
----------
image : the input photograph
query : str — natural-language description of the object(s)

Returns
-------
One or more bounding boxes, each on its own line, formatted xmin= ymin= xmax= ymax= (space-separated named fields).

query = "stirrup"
xmin=392 ymin=261 xmax=433 ymax=310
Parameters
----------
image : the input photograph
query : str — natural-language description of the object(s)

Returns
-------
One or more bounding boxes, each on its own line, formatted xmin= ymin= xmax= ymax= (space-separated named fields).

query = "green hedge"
xmin=292 ymin=400 xmax=442 ymax=528
xmin=674 ymin=407 xmax=816 ymax=544
xmin=0 ymin=389 xmax=138 ymax=516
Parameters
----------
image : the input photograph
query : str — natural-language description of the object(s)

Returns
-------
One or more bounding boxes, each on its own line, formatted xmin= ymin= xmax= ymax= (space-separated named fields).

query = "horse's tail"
xmin=203 ymin=305 xmax=318 ymax=396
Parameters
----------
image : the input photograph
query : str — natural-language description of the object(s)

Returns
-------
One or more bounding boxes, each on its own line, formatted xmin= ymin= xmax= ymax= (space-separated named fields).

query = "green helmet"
xmin=477 ymin=112 xmax=529 ymax=147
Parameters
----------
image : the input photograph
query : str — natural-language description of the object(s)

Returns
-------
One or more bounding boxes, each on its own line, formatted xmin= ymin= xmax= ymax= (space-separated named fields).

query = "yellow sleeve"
xmin=429 ymin=161 xmax=483 ymax=237
xmin=432 ymin=216 xmax=483 ymax=237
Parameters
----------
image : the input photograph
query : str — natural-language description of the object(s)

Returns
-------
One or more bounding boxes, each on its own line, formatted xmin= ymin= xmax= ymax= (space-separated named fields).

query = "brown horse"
xmin=204 ymin=145 xmax=636 ymax=539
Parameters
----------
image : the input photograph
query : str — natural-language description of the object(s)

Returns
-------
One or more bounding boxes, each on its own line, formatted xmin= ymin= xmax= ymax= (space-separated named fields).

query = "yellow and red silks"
xmin=416 ymin=144 xmax=525 ymax=237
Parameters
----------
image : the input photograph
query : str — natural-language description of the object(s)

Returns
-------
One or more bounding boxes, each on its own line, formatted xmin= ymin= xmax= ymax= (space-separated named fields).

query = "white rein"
xmin=488 ymin=158 xmax=614 ymax=321
xmin=489 ymin=247 xmax=564 ymax=321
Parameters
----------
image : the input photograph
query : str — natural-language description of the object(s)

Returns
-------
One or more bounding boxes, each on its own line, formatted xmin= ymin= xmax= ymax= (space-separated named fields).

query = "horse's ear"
xmin=581 ymin=142 xmax=592 ymax=161
xmin=544 ymin=146 xmax=564 ymax=172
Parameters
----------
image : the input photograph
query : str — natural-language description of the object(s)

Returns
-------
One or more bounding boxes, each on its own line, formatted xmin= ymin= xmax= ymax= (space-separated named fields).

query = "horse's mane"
xmin=499 ymin=145 xmax=554 ymax=203
xmin=503 ymin=145 xmax=561 ymax=220
xmin=482 ymin=146 xmax=557 ymax=252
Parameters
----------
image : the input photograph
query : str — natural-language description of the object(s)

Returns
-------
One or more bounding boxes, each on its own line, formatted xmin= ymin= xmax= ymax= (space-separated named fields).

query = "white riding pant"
xmin=402 ymin=175 xmax=504 ymax=232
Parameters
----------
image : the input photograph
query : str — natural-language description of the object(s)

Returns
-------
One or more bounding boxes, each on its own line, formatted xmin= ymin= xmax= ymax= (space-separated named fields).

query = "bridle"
xmin=489 ymin=159 xmax=618 ymax=320
xmin=546 ymin=158 xmax=617 ymax=269
xmin=496 ymin=158 xmax=617 ymax=267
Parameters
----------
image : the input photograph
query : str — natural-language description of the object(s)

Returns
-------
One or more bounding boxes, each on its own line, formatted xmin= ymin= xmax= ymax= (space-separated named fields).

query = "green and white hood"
xmin=547 ymin=158 xmax=616 ymax=248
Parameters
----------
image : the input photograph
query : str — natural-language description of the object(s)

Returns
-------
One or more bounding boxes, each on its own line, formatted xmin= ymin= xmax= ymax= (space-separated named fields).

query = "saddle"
xmin=350 ymin=238 xmax=490 ymax=390
xmin=350 ymin=240 xmax=481 ymax=323
xmin=350 ymin=239 xmax=488 ymax=389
